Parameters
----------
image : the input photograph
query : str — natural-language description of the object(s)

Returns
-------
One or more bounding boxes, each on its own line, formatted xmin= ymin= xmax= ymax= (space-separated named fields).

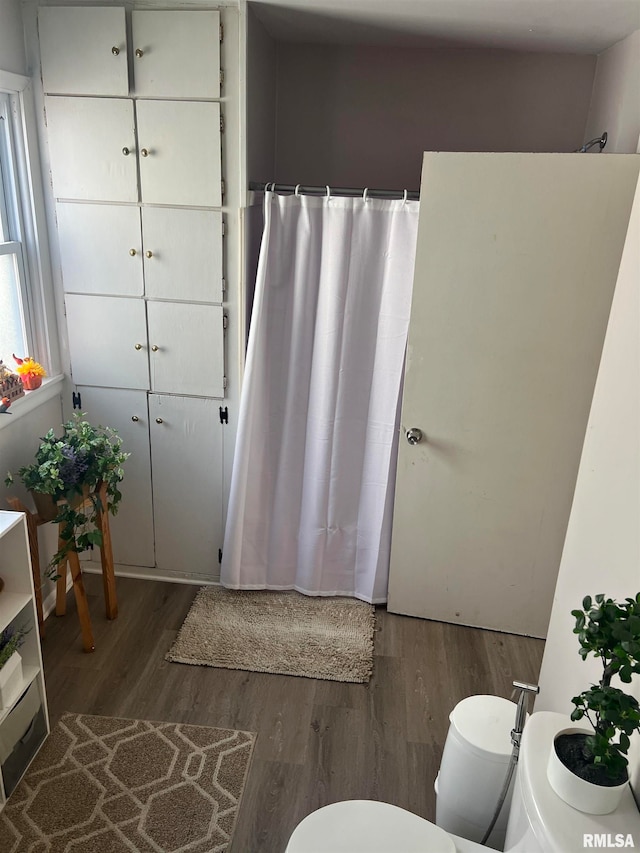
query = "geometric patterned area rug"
xmin=166 ymin=587 xmax=376 ymax=683
xmin=0 ymin=713 xmax=256 ymax=853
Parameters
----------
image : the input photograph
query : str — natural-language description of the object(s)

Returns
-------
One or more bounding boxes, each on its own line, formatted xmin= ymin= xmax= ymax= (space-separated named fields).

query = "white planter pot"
xmin=0 ymin=651 xmax=23 ymax=709
xmin=547 ymin=727 xmax=628 ymax=815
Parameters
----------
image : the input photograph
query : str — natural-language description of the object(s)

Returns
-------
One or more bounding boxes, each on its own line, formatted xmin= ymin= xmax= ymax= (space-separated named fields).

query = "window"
xmin=0 ymin=92 xmax=31 ymax=368
xmin=0 ymin=73 xmax=58 ymax=379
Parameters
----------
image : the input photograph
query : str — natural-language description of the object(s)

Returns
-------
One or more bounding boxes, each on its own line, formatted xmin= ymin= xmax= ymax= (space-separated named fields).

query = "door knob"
xmin=112 ymin=46 xmax=120 ymax=56
xmin=131 ymin=415 xmax=139 ymax=422
xmin=129 ymin=248 xmax=137 ymax=256
xmin=406 ymin=428 xmax=423 ymax=446
xmin=134 ymin=343 xmax=143 ymax=350
xmin=135 ymin=48 xmax=144 ymax=58
xmin=155 ymin=417 xmax=163 ymax=424
xmin=145 ymin=250 xmax=153 ymax=258
xmin=122 ymin=147 xmax=130 ymax=156
xmin=151 ymin=345 xmax=159 ymax=352
xmin=140 ymin=148 xmax=149 ymax=157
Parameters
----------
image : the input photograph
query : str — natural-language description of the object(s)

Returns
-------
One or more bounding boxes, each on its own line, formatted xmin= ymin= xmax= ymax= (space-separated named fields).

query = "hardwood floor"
xmin=41 ymin=575 xmax=545 ymax=852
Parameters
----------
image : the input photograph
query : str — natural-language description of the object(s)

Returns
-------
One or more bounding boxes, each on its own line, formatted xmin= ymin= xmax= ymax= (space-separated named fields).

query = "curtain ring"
xmin=362 ymin=187 xmax=369 ymax=202
xmin=326 ymin=185 xmax=331 ymax=199
xmin=295 ymin=184 xmax=301 ymax=196
xmin=402 ymin=189 xmax=408 ymax=204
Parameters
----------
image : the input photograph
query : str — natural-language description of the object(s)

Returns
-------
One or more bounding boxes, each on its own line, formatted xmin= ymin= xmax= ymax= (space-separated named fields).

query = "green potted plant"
xmin=5 ymin=414 xmax=129 ymax=577
xmin=547 ymin=593 xmax=640 ymax=814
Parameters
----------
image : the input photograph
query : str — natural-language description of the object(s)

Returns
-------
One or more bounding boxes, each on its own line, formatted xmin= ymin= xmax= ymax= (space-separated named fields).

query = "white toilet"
xmin=285 ymin=711 xmax=640 ymax=852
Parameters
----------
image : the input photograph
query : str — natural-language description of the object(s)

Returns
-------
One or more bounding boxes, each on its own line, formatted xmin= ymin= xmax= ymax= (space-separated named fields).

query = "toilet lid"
xmin=285 ymin=800 xmax=456 ymax=853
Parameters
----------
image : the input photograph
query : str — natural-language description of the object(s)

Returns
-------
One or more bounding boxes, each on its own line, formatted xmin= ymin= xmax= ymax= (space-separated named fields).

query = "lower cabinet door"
xmin=77 ymin=387 xmax=155 ymax=567
xmin=149 ymin=394 xmax=223 ymax=576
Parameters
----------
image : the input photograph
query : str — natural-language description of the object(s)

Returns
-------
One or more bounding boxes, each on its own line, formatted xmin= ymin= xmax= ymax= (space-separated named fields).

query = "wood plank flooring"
xmin=40 ymin=575 xmax=545 ymax=852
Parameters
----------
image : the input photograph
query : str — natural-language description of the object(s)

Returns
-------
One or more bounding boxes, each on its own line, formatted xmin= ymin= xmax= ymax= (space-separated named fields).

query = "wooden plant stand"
xmin=6 ymin=482 xmax=117 ymax=653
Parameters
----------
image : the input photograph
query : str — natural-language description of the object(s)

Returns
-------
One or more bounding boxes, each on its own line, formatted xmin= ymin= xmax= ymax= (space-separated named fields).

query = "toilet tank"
xmin=504 ymin=712 xmax=640 ymax=852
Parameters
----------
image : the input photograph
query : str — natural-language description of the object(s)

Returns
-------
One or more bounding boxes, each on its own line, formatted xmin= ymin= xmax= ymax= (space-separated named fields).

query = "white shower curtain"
xmin=221 ymin=191 xmax=419 ymax=603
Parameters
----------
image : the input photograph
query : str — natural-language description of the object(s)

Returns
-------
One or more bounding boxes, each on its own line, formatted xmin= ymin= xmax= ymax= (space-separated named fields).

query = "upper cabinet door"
xmin=65 ymin=294 xmax=150 ymax=390
xmin=142 ymin=208 xmax=223 ymax=303
xmin=57 ymin=203 xmax=143 ymax=296
xmin=39 ymin=6 xmax=128 ymax=96
xmin=45 ymin=97 xmax=137 ymax=202
xmin=136 ymin=101 xmax=222 ymax=207
xmin=131 ymin=10 xmax=221 ymax=99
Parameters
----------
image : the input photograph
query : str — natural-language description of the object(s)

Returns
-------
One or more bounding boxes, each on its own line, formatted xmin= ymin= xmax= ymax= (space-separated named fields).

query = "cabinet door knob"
xmin=122 ymin=147 xmax=130 ymax=156
xmin=131 ymin=415 xmax=139 ymax=422
xmin=155 ymin=417 xmax=163 ymax=424
xmin=134 ymin=343 xmax=143 ymax=350
xmin=145 ymin=250 xmax=153 ymax=258
xmin=135 ymin=48 xmax=144 ymax=58
xmin=112 ymin=46 xmax=120 ymax=56
xmin=140 ymin=148 xmax=149 ymax=157
xmin=129 ymin=248 xmax=137 ymax=256
xmin=151 ymin=345 xmax=159 ymax=352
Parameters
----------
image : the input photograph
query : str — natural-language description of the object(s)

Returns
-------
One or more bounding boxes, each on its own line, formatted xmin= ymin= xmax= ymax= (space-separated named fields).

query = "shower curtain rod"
xmin=249 ymin=181 xmax=420 ymax=201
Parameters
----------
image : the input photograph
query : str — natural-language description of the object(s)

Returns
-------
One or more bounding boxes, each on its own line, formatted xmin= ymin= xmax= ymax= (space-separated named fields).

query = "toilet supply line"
xmin=480 ymin=681 xmax=540 ymax=846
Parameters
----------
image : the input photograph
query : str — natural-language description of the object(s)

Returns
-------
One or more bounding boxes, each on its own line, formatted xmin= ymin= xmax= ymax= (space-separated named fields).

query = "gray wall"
xmin=273 ymin=43 xmax=596 ymax=188
xmin=584 ymin=29 xmax=640 ymax=153
xmin=0 ymin=0 xmax=27 ymax=75
xmin=247 ymin=6 xmax=277 ymax=184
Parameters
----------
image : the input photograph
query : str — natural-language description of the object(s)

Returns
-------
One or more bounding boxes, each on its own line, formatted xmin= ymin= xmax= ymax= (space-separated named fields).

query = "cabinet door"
xmin=76 ymin=387 xmax=155 ymax=568
xmin=39 ymin=7 xmax=128 ymax=96
xmin=45 ymin=97 xmax=137 ymax=202
xmin=65 ymin=294 xmax=149 ymax=389
xmin=136 ymin=101 xmax=222 ymax=207
xmin=149 ymin=395 xmax=223 ymax=575
xmin=131 ymin=10 xmax=220 ymax=99
xmin=57 ymin=203 xmax=143 ymax=296
xmin=147 ymin=302 xmax=224 ymax=398
xmin=142 ymin=208 xmax=223 ymax=302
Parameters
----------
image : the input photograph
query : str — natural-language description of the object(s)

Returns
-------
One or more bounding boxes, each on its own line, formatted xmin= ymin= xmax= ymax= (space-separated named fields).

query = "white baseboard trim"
xmin=81 ymin=562 xmax=220 ymax=586
xmin=41 ymin=574 xmax=71 ymax=620
xmin=39 ymin=563 xmax=218 ymax=624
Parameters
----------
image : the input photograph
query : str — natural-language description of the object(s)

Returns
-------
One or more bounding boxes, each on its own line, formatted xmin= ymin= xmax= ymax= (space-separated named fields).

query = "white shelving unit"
xmin=0 ymin=511 xmax=50 ymax=808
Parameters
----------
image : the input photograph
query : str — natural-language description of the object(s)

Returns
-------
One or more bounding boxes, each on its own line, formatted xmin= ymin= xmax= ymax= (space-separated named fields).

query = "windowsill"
xmin=0 ymin=375 xmax=64 ymax=431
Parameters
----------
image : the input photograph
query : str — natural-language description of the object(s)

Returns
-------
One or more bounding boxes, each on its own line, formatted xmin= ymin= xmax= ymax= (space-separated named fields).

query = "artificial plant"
xmin=5 ymin=414 xmax=129 ymax=577
xmin=569 ymin=593 xmax=640 ymax=782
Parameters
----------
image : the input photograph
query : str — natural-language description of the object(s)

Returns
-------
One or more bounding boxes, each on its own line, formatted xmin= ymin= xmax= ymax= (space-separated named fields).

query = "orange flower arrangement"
xmin=13 ymin=354 xmax=46 ymax=390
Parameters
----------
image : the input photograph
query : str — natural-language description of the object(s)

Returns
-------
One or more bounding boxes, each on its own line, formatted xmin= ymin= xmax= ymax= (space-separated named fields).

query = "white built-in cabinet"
xmin=57 ymin=204 xmax=224 ymax=300
xmin=39 ymin=6 xmax=220 ymax=99
xmin=39 ymin=6 xmax=228 ymax=577
xmin=45 ymin=98 xmax=222 ymax=206
xmin=65 ymin=296 xmax=225 ymax=397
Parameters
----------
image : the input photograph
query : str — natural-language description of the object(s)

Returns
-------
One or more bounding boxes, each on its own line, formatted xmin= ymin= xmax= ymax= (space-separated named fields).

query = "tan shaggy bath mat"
xmin=166 ymin=587 xmax=376 ymax=683
xmin=0 ymin=713 xmax=255 ymax=853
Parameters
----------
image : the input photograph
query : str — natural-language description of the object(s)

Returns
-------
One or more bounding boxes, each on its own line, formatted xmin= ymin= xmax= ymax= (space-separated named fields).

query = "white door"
xmin=39 ymin=6 xmax=128 ymax=96
xmin=57 ymin=203 xmax=143 ymax=296
xmin=136 ymin=100 xmax=222 ymax=207
xmin=45 ymin=97 xmax=137 ymax=202
xmin=388 ymin=152 xmax=640 ymax=637
xmin=146 ymin=302 xmax=225 ymax=397
xmin=131 ymin=10 xmax=221 ymax=99
xmin=65 ymin=294 xmax=149 ymax=389
xmin=76 ymin=386 xmax=155 ymax=567
xmin=141 ymin=208 xmax=224 ymax=302
xmin=149 ymin=395 xmax=223 ymax=575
